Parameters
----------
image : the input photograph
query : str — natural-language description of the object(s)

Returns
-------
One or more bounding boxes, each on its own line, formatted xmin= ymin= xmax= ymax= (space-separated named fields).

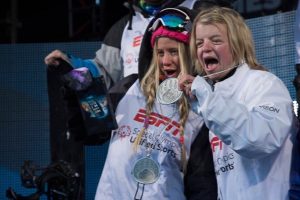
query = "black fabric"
xmin=161 ymin=0 xmax=187 ymax=8
xmin=48 ymin=65 xmax=110 ymax=146
xmin=108 ymin=73 xmax=139 ymax=112
xmin=63 ymin=84 xmax=112 ymax=146
xmin=193 ymin=0 xmax=235 ymax=10
xmin=99 ymin=0 xmax=129 ymax=40
xmin=47 ymin=69 xmax=85 ymax=198
xmin=184 ymin=125 xmax=218 ymax=200
xmin=294 ymin=64 xmax=300 ymax=118
xmin=102 ymin=14 xmax=131 ymax=49
xmin=62 ymin=86 xmax=87 ymax=142
xmin=75 ymin=77 xmax=118 ymax=144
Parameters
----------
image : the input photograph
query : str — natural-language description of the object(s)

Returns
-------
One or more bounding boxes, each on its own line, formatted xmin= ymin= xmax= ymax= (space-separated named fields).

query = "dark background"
xmin=0 ymin=0 xmax=129 ymax=44
xmin=0 ymin=0 xmax=298 ymax=44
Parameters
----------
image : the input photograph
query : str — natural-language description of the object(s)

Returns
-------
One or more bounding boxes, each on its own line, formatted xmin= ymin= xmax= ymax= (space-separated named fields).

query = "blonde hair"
xmin=190 ymin=6 xmax=266 ymax=75
xmin=134 ymin=40 xmax=193 ymax=172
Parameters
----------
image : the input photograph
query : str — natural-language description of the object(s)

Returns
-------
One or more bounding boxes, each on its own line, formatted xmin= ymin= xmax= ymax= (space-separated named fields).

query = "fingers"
xmin=178 ymin=74 xmax=186 ymax=90
xmin=178 ymin=74 xmax=195 ymax=99
xmin=44 ymin=50 xmax=69 ymax=66
xmin=183 ymin=83 xmax=195 ymax=99
xmin=178 ymin=74 xmax=194 ymax=89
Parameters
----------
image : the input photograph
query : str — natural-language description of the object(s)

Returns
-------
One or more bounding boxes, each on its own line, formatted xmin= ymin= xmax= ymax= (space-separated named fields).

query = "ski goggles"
xmin=148 ymin=8 xmax=191 ymax=32
xmin=139 ymin=0 xmax=165 ymax=15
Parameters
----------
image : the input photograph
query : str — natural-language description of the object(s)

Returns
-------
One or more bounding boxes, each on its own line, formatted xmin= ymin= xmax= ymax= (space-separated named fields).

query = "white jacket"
xmin=95 ymin=80 xmax=204 ymax=200
xmin=191 ymin=63 xmax=299 ymax=200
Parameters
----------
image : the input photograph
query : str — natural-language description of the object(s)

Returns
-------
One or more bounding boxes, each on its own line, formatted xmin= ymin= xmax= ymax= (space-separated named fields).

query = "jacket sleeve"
xmin=94 ymin=15 xmax=130 ymax=84
xmin=66 ymin=15 xmax=130 ymax=89
xmin=191 ymin=73 xmax=297 ymax=159
xmin=184 ymin=125 xmax=218 ymax=200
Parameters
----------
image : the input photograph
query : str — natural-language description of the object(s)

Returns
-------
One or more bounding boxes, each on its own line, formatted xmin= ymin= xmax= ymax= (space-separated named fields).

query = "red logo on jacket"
xmin=211 ymin=136 xmax=222 ymax=152
xmin=133 ymin=108 xmax=180 ymax=136
xmin=133 ymin=35 xmax=143 ymax=47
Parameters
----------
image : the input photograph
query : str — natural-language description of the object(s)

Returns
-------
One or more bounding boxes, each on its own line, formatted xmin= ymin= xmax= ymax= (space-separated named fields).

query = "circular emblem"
xmin=132 ymin=157 xmax=160 ymax=184
xmin=117 ymin=125 xmax=131 ymax=138
xmin=157 ymin=78 xmax=182 ymax=104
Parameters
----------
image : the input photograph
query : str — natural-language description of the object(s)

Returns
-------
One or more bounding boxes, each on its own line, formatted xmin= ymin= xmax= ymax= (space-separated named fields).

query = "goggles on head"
xmin=149 ymin=8 xmax=192 ymax=47
xmin=139 ymin=0 xmax=163 ymax=15
xmin=149 ymin=8 xmax=191 ymax=32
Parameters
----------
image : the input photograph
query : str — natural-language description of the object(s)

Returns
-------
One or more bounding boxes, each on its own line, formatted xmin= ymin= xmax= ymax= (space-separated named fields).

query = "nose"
xmin=202 ymin=40 xmax=212 ymax=52
xmin=162 ymin=53 xmax=172 ymax=65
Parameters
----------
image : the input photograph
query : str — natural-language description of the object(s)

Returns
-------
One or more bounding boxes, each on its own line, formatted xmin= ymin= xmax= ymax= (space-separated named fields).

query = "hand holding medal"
xmin=178 ymin=73 xmax=195 ymax=100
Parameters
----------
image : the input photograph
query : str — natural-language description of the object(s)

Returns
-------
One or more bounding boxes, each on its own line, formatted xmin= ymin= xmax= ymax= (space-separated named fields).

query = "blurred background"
xmin=0 ymin=0 xmax=298 ymax=44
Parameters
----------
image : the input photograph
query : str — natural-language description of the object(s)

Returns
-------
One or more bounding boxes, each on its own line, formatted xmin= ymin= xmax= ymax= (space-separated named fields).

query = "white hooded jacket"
xmin=191 ymin=63 xmax=299 ymax=200
xmin=95 ymin=80 xmax=204 ymax=199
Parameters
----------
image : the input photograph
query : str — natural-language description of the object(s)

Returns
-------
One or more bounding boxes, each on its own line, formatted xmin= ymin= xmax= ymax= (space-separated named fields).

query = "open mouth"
xmin=204 ymin=57 xmax=219 ymax=71
xmin=163 ymin=69 xmax=178 ymax=78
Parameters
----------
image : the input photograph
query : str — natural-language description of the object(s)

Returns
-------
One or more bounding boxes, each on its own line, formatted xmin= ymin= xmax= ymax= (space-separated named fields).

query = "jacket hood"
xmin=138 ymin=6 xmax=197 ymax=81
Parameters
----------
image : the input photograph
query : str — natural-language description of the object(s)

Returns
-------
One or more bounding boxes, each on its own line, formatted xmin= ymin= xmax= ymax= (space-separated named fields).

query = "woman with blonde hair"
xmin=179 ymin=6 xmax=299 ymax=200
xmin=95 ymin=7 xmax=217 ymax=200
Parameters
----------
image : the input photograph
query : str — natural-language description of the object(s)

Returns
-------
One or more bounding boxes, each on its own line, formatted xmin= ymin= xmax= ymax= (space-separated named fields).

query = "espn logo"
xmin=133 ymin=109 xmax=180 ymax=136
xmin=211 ymin=136 xmax=222 ymax=152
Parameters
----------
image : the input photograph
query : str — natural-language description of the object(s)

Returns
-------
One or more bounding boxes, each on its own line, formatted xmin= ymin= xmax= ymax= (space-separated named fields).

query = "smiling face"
xmin=157 ymin=37 xmax=181 ymax=79
xmin=195 ymin=23 xmax=234 ymax=81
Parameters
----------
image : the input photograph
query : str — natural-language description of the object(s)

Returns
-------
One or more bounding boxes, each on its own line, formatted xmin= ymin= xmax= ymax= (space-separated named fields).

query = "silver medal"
xmin=132 ymin=157 xmax=160 ymax=184
xmin=157 ymin=78 xmax=182 ymax=104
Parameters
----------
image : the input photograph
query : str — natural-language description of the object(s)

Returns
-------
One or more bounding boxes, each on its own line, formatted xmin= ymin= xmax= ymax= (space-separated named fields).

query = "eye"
xmin=211 ymin=36 xmax=223 ymax=45
xmin=157 ymin=50 xmax=164 ymax=57
xmin=196 ymin=40 xmax=203 ymax=48
xmin=212 ymin=39 xmax=222 ymax=44
xmin=170 ymin=49 xmax=178 ymax=56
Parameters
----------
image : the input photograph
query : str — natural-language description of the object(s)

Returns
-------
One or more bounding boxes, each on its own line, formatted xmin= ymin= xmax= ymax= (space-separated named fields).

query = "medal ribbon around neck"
xmin=132 ymin=77 xmax=187 ymax=185
xmin=132 ymin=104 xmax=177 ymax=184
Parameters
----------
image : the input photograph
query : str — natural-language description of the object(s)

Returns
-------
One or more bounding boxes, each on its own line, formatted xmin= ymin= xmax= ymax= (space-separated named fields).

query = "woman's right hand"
xmin=178 ymin=73 xmax=196 ymax=99
xmin=44 ymin=49 xmax=71 ymax=67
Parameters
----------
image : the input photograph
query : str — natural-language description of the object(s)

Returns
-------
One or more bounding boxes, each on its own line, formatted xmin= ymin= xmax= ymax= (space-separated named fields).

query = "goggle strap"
xmin=149 ymin=14 xmax=189 ymax=32
xmin=158 ymin=8 xmax=190 ymax=21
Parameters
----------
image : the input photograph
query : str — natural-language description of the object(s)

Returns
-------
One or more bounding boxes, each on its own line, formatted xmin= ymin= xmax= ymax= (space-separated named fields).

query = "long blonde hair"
xmin=190 ymin=6 xmax=266 ymax=75
xmin=134 ymin=40 xmax=193 ymax=172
